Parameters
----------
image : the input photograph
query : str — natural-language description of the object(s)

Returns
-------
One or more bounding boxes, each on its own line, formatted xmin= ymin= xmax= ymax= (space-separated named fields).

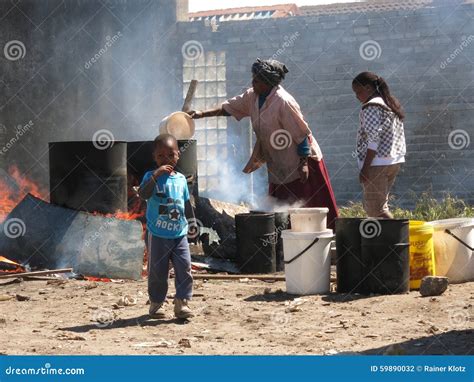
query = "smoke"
xmin=255 ymin=195 xmax=304 ymax=212
xmin=204 ymin=157 xmax=304 ymax=212
xmin=1 ymin=1 xmax=180 ymax=189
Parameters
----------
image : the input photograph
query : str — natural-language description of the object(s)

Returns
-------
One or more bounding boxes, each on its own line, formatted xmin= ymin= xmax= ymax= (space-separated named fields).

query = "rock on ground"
xmin=419 ymin=276 xmax=449 ymax=297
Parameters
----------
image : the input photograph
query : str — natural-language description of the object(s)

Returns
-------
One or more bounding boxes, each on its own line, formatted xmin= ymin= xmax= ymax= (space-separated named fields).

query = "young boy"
xmin=139 ymin=134 xmax=194 ymax=319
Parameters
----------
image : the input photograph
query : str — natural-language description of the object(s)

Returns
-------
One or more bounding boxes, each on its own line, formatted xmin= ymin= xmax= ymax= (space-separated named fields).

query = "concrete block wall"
xmin=176 ymin=0 xmax=474 ymax=207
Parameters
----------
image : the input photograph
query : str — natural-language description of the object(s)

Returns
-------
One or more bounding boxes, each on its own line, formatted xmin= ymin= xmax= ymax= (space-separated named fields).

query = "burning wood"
xmin=0 ymin=255 xmax=25 ymax=274
xmin=83 ymin=276 xmax=112 ymax=282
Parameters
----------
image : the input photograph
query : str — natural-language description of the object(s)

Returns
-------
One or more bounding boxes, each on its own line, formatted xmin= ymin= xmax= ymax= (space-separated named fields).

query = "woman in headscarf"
xmin=188 ymin=58 xmax=338 ymax=229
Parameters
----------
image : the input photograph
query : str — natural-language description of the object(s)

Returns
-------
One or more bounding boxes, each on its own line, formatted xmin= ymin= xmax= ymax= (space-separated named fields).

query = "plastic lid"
xmin=428 ymin=218 xmax=474 ymax=231
xmin=281 ymin=229 xmax=334 ymax=240
xmin=288 ymin=207 xmax=329 ymax=214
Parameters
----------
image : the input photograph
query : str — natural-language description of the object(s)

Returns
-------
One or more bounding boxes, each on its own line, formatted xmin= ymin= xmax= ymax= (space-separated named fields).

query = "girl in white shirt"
xmin=352 ymin=72 xmax=406 ymax=218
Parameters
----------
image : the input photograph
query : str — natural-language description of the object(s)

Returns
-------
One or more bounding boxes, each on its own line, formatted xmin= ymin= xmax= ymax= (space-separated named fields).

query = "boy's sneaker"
xmin=149 ymin=302 xmax=166 ymax=319
xmin=174 ymin=298 xmax=194 ymax=319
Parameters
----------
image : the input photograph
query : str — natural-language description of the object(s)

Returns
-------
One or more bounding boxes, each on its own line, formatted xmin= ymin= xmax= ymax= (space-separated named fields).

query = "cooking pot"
xmin=159 ymin=111 xmax=195 ymax=139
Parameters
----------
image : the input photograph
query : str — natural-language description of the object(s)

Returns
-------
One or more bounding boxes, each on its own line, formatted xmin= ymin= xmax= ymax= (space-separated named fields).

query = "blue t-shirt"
xmin=140 ymin=170 xmax=190 ymax=239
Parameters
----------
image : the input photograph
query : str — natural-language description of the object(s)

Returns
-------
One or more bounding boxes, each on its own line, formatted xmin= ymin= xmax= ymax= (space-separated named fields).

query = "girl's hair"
xmin=352 ymin=72 xmax=405 ymax=120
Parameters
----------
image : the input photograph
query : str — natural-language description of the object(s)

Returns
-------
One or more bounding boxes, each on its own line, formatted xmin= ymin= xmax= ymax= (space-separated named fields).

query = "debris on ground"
xmin=419 ymin=276 xmax=449 ymax=297
xmin=57 ymin=333 xmax=86 ymax=341
xmin=284 ymin=298 xmax=307 ymax=313
xmin=47 ymin=279 xmax=68 ymax=286
xmin=84 ymin=282 xmax=98 ymax=290
xmin=178 ymin=338 xmax=192 ymax=348
xmin=133 ymin=340 xmax=175 ymax=348
xmin=116 ymin=295 xmax=137 ymax=307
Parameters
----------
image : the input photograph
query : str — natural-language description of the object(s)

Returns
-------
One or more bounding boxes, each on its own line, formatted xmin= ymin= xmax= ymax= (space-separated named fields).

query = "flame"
xmin=108 ymin=206 xmax=144 ymax=221
xmin=89 ymin=196 xmax=145 ymax=221
xmin=0 ymin=166 xmax=48 ymax=219
xmin=84 ymin=276 xmax=111 ymax=282
xmin=91 ymin=209 xmax=144 ymax=221
xmin=0 ymin=255 xmax=25 ymax=274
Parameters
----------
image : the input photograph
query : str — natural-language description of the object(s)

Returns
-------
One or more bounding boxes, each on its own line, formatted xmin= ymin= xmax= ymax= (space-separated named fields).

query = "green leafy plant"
xmin=339 ymin=193 xmax=474 ymax=221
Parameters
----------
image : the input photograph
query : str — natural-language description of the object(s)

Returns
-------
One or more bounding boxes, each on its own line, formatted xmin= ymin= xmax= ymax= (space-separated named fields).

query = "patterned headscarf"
xmin=251 ymin=58 xmax=289 ymax=87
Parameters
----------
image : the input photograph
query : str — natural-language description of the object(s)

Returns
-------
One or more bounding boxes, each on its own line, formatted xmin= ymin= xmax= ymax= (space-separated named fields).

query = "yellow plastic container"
xmin=409 ymin=221 xmax=436 ymax=289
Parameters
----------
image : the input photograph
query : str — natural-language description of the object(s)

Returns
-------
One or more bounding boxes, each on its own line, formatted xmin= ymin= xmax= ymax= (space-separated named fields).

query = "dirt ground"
xmin=0 ymin=276 xmax=472 ymax=355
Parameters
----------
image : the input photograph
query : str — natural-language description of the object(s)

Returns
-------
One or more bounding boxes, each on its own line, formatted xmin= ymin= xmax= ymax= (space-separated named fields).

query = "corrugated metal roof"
xmin=189 ymin=4 xmax=299 ymax=22
xmin=188 ymin=1 xmax=470 ymax=22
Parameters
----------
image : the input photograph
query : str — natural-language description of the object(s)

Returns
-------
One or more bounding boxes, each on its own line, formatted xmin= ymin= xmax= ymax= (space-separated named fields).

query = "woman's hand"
xmin=298 ymin=158 xmax=309 ymax=183
xmin=187 ymin=110 xmax=203 ymax=119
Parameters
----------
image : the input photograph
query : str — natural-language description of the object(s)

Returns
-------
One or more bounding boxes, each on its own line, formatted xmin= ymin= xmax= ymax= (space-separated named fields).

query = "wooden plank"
xmin=0 ymin=268 xmax=73 ymax=280
xmin=192 ymin=273 xmax=337 ymax=282
xmin=181 ymin=80 xmax=198 ymax=112
xmin=192 ymin=273 xmax=285 ymax=281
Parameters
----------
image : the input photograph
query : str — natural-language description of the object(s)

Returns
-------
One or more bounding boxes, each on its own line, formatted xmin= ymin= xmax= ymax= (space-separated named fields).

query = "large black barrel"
xmin=274 ymin=211 xmax=290 ymax=272
xmin=251 ymin=210 xmax=290 ymax=272
xmin=335 ymin=218 xmax=366 ymax=293
xmin=361 ymin=219 xmax=410 ymax=294
xmin=49 ymin=141 xmax=127 ymax=214
xmin=127 ymin=141 xmax=154 ymax=183
xmin=235 ymin=212 xmax=276 ymax=273
xmin=335 ymin=218 xmax=410 ymax=295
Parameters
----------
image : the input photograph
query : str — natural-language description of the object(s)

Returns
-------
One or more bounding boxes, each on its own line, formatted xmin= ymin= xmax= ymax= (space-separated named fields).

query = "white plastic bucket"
xmin=159 ymin=111 xmax=195 ymax=139
xmin=288 ymin=207 xmax=329 ymax=232
xmin=281 ymin=229 xmax=334 ymax=295
xmin=428 ymin=218 xmax=474 ymax=283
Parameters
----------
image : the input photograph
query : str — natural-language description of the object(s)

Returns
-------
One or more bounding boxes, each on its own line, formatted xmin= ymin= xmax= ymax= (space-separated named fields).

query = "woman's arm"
xmin=189 ymin=89 xmax=253 ymax=121
xmin=188 ymin=106 xmax=230 ymax=119
xmin=297 ymin=137 xmax=310 ymax=183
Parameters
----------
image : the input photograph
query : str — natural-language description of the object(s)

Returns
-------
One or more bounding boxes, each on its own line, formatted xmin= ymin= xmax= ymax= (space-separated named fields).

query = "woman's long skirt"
xmin=268 ymin=158 xmax=338 ymax=230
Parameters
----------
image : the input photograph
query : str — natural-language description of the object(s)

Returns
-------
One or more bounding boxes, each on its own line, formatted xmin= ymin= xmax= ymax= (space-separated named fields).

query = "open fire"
xmin=0 ymin=166 xmax=48 ymax=219
xmin=0 ymin=255 xmax=25 ymax=274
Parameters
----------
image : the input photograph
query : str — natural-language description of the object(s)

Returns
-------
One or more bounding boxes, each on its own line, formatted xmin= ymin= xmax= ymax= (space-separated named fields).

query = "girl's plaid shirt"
xmin=356 ymin=100 xmax=406 ymax=162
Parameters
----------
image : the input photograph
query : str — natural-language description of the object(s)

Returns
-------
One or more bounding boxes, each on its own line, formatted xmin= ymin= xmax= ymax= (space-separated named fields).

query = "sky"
xmin=188 ymin=0 xmax=357 ymax=12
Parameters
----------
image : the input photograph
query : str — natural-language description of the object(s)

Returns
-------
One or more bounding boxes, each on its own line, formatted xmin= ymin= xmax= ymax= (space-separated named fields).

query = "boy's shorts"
xmin=362 ymin=164 xmax=401 ymax=217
